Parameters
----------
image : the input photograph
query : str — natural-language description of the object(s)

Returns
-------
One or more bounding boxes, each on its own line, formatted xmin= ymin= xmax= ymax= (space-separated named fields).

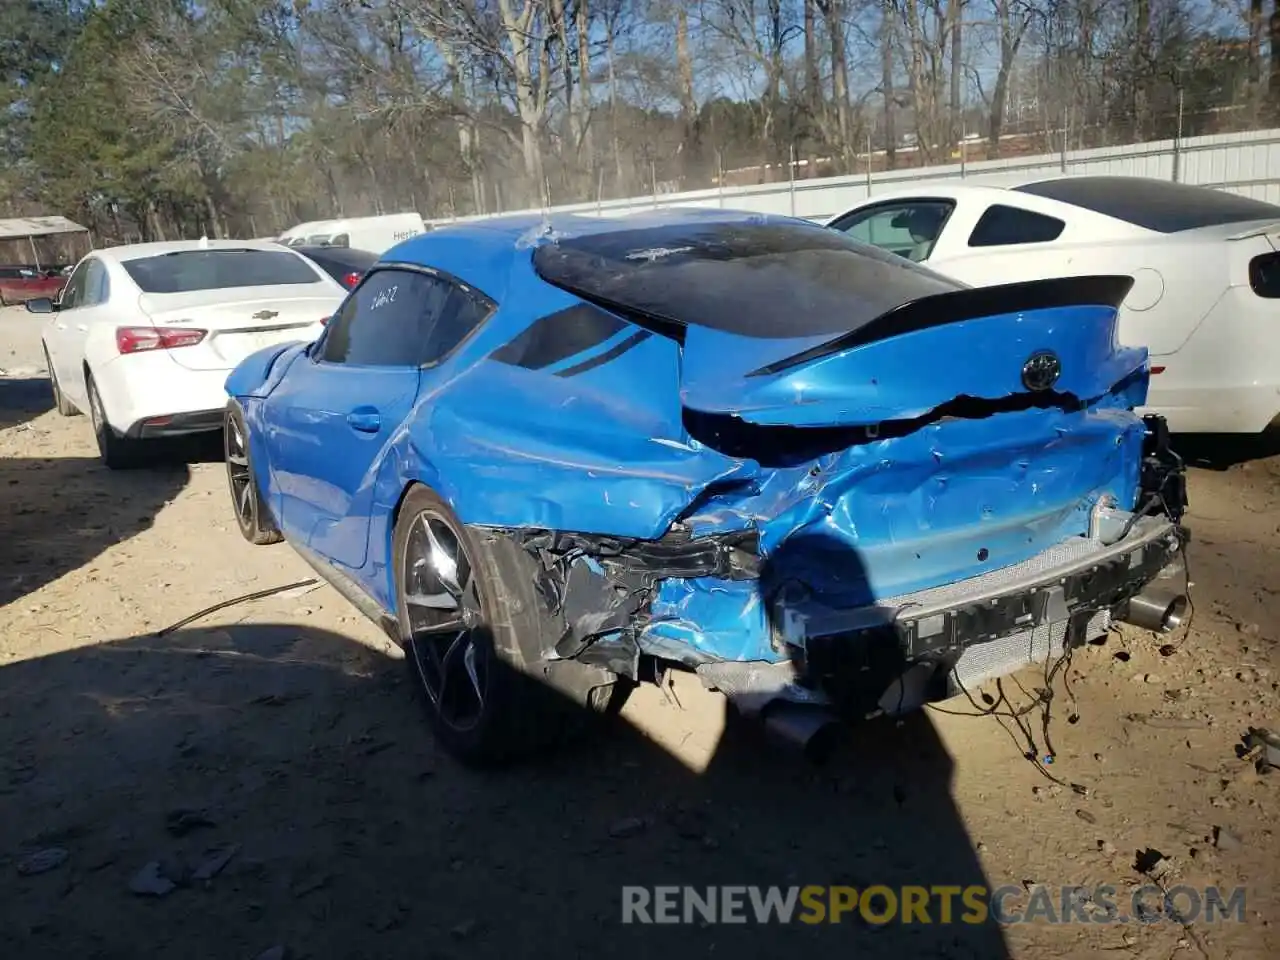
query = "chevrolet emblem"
xmin=252 ymin=309 xmax=279 ymax=320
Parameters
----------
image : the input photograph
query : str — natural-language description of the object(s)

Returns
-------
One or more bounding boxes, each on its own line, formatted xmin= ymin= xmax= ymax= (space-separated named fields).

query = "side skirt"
xmin=289 ymin=540 xmax=401 ymax=645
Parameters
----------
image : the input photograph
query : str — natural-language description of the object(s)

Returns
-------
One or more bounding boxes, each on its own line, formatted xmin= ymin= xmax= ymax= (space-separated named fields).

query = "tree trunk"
xmin=606 ymin=13 xmax=624 ymax=190
xmin=576 ymin=0 xmax=594 ymax=171
xmin=1270 ymin=7 xmax=1280 ymax=119
xmin=497 ymin=0 xmax=547 ymax=201
xmin=1242 ymin=0 xmax=1262 ymax=124
xmin=1132 ymin=0 xmax=1150 ymax=140
xmin=949 ymin=0 xmax=963 ymax=151
xmin=549 ymin=0 xmax=577 ymax=158
xmin=203 ymin=193 xmax=222 ymax=239
xmin=986 ymin=0 xmax=1025 ymax=160
xmin=904 ymin=0 xmax=930 ymax=162
xmin=802 ymin=0 xmax=819 ymax=175
xmin=882 ymin=1 xmax=896 ymax=168
xmin=826 ymin=0 xmax=852 ymax=164
xmin=676 ymin=5 xmax=700 ymax=180
xmin=765 ymin=0 xmax=786 ymax=170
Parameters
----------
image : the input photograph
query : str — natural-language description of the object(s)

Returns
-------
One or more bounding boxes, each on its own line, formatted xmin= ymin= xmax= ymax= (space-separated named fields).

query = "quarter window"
xmin=967 ymin=204 xmax=1066 ymax=247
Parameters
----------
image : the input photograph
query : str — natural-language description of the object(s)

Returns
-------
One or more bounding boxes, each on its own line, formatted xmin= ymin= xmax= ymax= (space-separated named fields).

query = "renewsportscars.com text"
xmin=621 ymin=884 xmax=1247 ymax=926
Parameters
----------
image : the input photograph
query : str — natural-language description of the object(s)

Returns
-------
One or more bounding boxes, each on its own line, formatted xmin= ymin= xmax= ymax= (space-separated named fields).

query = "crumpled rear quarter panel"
xmin=646 ymin=403 xmax=1147 ymax=663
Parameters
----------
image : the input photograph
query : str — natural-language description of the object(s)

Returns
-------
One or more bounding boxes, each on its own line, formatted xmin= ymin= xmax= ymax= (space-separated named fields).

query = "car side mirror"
xmin=25 ymin=297 xmax=55 ymax=314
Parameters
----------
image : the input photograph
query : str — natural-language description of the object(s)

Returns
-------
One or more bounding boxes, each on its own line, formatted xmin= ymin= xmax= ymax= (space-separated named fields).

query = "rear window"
xmin=122 ymin=249 xmax=323 ymax=294
xmin=1012 ymin=177 xmax=1280 ymax=233
xmin=298 ymin=246 xmax=378 ymax=281
xmin=531 ymin=219 xmax=963 ymax=340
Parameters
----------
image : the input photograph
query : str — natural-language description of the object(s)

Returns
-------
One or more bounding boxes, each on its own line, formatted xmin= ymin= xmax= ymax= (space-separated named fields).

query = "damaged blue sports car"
xmin=223 ymin=209 xmax=1190 ymax=765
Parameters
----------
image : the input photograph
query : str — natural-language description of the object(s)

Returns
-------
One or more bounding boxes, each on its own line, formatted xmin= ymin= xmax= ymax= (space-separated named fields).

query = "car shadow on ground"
xmin=0 ymin=377 xmax=53 ymax=432
xmin=0 ymin=622 xmax=1010 ymax=960
xmin=0 ymin=456 xmax=190 ymax=608
xmin=160 ymin=429 xmax=226 ymax=466
xmin=1173 ymin=428 xmax=1280 ymax=471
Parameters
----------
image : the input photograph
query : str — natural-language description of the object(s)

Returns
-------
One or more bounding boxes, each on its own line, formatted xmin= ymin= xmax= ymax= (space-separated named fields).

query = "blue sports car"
xmin=224 ymin=209 xmax=1190 ymax=765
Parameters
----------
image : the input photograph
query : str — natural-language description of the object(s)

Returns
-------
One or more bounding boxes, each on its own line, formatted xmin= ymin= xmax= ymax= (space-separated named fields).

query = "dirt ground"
xmin=1 ymin=304 xmax=1278 ymax=960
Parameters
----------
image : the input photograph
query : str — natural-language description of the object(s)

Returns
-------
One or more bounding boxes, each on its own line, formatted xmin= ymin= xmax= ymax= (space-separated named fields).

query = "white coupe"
xmin=826 ymin=175 xmax=1280 ymax=434
xmin=31 ymin=239 xmax=350 ymax=468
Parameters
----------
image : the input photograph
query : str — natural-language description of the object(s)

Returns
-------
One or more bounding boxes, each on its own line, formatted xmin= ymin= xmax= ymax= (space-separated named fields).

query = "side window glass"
xmin=967 ymin=205 xmax=1066 ymax=247
xmin=423 ymin=285 xmax=493 ymax=365
xmin=832 ymin=201 xmax=954 ymax=262
xmin=321 ymin=269 xmax=433 ymax=365
xmin=83 ymin=260 xmax=109 ymax=305
xmin=58 ymin=263 xmax=88 ymax=309
xmin=322 ymin=268 xmax=494 ymax=367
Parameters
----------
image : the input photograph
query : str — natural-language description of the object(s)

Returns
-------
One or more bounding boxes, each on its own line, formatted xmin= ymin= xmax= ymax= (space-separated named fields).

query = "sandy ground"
xmin=1 ymin=303 xmax=1278 ymax=959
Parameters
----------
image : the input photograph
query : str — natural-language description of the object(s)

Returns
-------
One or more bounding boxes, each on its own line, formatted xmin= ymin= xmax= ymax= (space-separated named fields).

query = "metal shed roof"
xmin=0 ymin=216 xmax=88 ymax=240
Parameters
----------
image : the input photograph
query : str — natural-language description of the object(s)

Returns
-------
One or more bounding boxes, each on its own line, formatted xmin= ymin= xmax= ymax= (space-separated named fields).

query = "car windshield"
xmin=1013 ymin=177 xmax=1280 ymax=233
xmin=122 ymin=249 xmax=322 ymax=293
xmin=532 ymin=218 xmax=963 ymax=340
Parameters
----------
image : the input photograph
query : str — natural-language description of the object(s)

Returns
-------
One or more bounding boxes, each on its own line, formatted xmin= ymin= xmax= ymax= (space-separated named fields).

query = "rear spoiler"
xmin=1225 ymin=220 xmax=1280 ymax=241
xmin=747 ymin=274 xmax=1135 ymax=378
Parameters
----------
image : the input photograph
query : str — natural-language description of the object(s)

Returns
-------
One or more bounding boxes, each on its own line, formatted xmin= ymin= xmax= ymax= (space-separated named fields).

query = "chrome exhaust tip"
xmin=1122 ymin=590 xmax=1189 ymax=634
xmin=761 ymin=701 xmax=842 ymax=764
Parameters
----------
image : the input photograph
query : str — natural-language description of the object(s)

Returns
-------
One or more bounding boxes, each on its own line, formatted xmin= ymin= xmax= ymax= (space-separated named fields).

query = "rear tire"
xmin=86 ymin=372 xmax=149 ymax=470
xmin=393 ymin=485 xmax=616 ymax=766
xmin=225 ymin=403 xmax=282 ymax=545
xmin=44 ymin=346 xmax=78 ymax=416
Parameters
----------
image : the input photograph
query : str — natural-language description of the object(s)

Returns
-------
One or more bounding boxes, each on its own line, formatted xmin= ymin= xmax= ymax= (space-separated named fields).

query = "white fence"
xmin=422 ymin=127 xmax=1280 ymax=228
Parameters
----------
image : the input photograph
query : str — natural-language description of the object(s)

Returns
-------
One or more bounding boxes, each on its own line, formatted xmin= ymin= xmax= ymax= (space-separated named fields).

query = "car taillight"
xmin=342 ymin=271 xmax=362 ymax=288
xmin=115 ymin=326 xmax=208 ymax=354
xmin=1248 ymin=252 xmax=1280 ymax=297
xmin=319 ymin=316 xmax=330 ymax=326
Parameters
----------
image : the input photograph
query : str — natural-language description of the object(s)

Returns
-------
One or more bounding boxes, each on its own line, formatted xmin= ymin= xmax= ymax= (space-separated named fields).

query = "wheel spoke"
xmin=420 ymin=515 xmax=466 ymax=597
xmin=462 ymin=642 xmax=483 ymax=704
xmin=434 ymin=632 xmax=470 ymax=708
xmin=404 ymin=589 xmax=459 ymax=612
xmin=461 ymin=575 xmax=481 ymax=615
xmin=404 ymin=507 xmax=487 ymax=731
xmin=412 ymin=613 xmax=465 ymax=634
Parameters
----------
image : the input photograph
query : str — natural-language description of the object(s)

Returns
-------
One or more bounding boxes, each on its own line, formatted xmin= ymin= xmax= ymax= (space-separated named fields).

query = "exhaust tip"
xmin=1161 ymin=595 xmax=1188 ymax=633
xmin=1120 ymin=583 xmax=1190 ymax=634
xmin=761 ymin=702 xmax=842 ymax=765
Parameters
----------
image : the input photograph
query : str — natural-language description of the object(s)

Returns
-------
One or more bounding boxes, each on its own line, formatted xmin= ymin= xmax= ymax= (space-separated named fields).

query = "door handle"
xmin=346 ymin=408 xmax=381 ymax=433
xmin=75 ymin=324 xmax=88 ymax=331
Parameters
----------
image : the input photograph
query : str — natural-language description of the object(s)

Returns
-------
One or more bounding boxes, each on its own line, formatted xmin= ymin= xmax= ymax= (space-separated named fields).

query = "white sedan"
xmin=826 ymin=175 xmax=1280 ymax=434
xmin=31 ymin=239 xmax=350 ymax=468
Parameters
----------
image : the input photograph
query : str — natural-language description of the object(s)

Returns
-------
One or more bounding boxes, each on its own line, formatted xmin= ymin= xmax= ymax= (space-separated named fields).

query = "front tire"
xmin=225 ymin=404 xmax=282 ymax=545
xmin=393 ymin=485 xmax=616 ymax=766
xmin=44 ymin=346 xmax=78 ymax=416
xmin=86 ymin=372 xmax=148 ymax=469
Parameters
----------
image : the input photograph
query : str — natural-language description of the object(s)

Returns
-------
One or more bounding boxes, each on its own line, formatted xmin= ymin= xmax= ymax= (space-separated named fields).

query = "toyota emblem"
xmin=1021 ymin=351 xmax=1062 ymax=392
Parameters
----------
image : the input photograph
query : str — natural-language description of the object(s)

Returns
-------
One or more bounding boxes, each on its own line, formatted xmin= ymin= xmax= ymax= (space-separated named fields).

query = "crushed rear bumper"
xmin=695 ymin=507 xmax=1187 ymax=718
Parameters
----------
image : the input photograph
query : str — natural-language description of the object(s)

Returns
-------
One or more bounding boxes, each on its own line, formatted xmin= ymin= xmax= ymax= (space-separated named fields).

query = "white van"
xmin=277 ymin=213 xmax=427 ymax=255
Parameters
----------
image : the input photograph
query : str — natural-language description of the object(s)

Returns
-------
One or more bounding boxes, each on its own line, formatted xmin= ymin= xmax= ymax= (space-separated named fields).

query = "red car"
xmin=0 ymin=265 xmax=68 ymax=306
